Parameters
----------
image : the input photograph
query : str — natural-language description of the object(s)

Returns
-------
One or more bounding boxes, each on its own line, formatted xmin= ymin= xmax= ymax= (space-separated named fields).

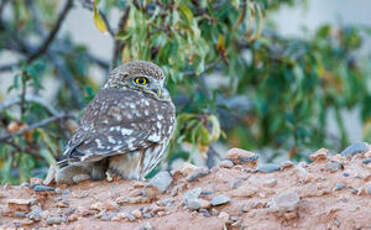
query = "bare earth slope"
xmin=1 ymin=144 xmax=370 ymax=230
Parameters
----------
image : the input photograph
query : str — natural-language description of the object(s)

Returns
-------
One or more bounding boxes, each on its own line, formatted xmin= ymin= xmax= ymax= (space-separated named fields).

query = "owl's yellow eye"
xmin=135 ymin=77 xmax=148 ymax=85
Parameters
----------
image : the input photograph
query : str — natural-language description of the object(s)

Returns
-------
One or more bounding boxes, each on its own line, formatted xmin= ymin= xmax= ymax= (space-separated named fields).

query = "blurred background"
xmin=0 ymin=0 xmax=370 ymax=184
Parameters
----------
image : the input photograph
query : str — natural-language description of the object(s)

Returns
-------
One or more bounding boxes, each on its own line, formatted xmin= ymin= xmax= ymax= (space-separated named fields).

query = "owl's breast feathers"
xmin=61 ymin=88 xmax=176 ymax=164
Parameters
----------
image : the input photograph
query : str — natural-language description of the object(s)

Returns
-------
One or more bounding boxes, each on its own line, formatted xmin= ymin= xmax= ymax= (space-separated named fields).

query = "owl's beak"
xmin=156 ymin=87 xmax=162 ymax=97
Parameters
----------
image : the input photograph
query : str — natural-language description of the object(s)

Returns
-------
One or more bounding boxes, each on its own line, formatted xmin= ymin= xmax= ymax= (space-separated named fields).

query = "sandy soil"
xmin=0 ymin=145 xmax=370 ymax=230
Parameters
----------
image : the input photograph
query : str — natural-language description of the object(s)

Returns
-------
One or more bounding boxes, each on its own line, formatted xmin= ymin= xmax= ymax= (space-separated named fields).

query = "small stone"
xmin=310 ymin=148 xmax=329 ymax=162
xmin=343 ymin=172 xmax=350 ymax=177
xmin=46 ymin=216 xmax=65 ymax=225
xmin=124 ymin=213 xmax=136 ymax=221
xmin=334 ymin=183 xmax=346 ymax=191
xmin=362 ymin=158 xmax=371 ymax=165
xmin=186 ymin=199 xmax=201 ymax=210
xmin=263 ymin=178 xmax=277 ymax=187
xmin=219 ymin=160 xmax=234 ymax=168
xmin=55 ymin=188 xmax=63 ymax=194
xmin=199 ymin=208 xmax=211 ymax=217
xmin=367 ymin=184 xmax=371 ymax=195
xmin=7 ymin=199 xmax=35 ymax=212
xmin=183 ymin=188 xmax=202 ymax=209
xmin=140 ymin=222 xmax=154 ymax=230
xmin=199 ymin=199 xmax=211 ymax=209
xmin=179 ymin=162 xmax=198 ymax=177
xmin=334 ymin=220 xmax=340 ymax=227
xmin=351 ymin=189 xmax=359 ymax=194
xmin=225 ymin=148 xmax=259 ymax=169
xmin=26 ymin=205 xmax=43 ymax=222
xmin=32 ymin=184 xmax=55 ymax=192
xmin=340 ymin=142 xmax=369 ymax=156
xmin=186 ymin=168 xmax=209 ymax=182
xmin=68 ymin=214 xmax=79 ymax=222
xmin=105 ymin=200 xmax=117 ymax=211
xmin=325 ymin=161 xmax=343 ymax=173
xmin=15 ymin=211 xmax=26 ymax=218
xmin=111 ymin=215 xmax=123 ymax=222
xmin=271 ymin=192 xmax=300 ymax=212
xmin=149 ymin=171 xmax=173 ymax=193
xmin=143 ymin=212 xmax=152 ymax=218
xmin=211 ymin=195 xmax=231 ymax=206
xmin=218 ymin=211 xmax=229 ymax=222
xmin=63 ymin=189 xmax=71 ymax=195
xmin=90 ymin=202 xmax=104 ymax=211
xmin=20 ymin=182 xmax=30 ymax=187
xmin=30 ymin=177 xmax=43 ymax=185
xmin=132 ymin=209 xmax=142 ymax=219
xmin=257 ymin=164 xmax=281 ymax=173
xmin=56 ymin=201 xmax=69 ymax=208
xmin=281 ymin=161 xmax=294 ymax=169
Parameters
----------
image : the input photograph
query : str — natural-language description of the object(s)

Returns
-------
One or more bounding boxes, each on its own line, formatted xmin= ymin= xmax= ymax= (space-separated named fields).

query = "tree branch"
xmin=0 ymin=94 xmax=61 ymax=116
xmin=27 ymin=0 xmax=74 ymax=63
xmin=111 ymin=6 xmax=130 ymax=71
xmin=0 ymin=113 xmax=73 ymax=142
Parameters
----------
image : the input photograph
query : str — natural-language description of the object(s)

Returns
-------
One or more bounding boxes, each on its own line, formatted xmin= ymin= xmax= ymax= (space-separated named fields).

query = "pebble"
xmin=334 ymin=183 xmax=346 ymax=191
xmin=196 ymin=209 xmax=209 ymax=217
xmin=178 ymin=162 xmax=198 ymax=177
xmin=46 ymin=216 xmax=65 ymax=225
xmin=271 ymin=192 xmax=300 ymax=212
xmin=26 ymin=205 xmax=43 ymax=222
xmin=149 ymin=171 xmax=173 ymax=193
xmin=15 ymin=211 xmax=26 ymax=218
xmin=281 ymin=160 xmax=294 ymax=169
xmin=325 ymin=161 xmax=343 ymax=172
xmin=139 ymin=223 xmax=154 ymax=230
xmin=183 ymin=188 xmax=202 ymax=209
xmin=362 ymin=158 xmax=371 ymax=165
xmin=334 ymin=220 xmax=340 ymax=227
xmin=211 ymin=195 xmax=231 ymax=206
xmin=132 ymin=209 xmax=142 ymax=219
xmin=343 ymin=172 xmax=350 ymax=177
xmin=310 ymin=148 xmax=329 ymax=162
xmin=186 ymin=168 xmax=209 ymax=182
xmin=32 ymin=184 xmax=55 ymax=192
xmin=368 ymin=184 xmax=371 ymax=195
xmin=20 ymin=182 xmax=30 ymax=187
xmin=351 ymin=189 xmax=359 ymax=194
xmin=257 ymin=164 xmax=281 ymax=173
xmin=219 ymin=160 xmax=234 ymax=168
xmin=90 ymin=202 xmax=104 ymax=211
xmin=263 ymin=178 xmax=277 ymax=187
xmin=218 ymin=211 xmax=230 ymax=222
xmin=340 ymin=142 xmax=369 ymax=156
xmin=199 ymin=199 xmax=211 ymax=209
xmin=225 ymin=148 xmax=259 ymax=169
xmin=143 ymin=212 xmax=152 ymax=218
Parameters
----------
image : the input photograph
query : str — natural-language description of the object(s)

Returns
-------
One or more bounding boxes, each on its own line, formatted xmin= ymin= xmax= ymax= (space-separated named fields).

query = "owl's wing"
xmin=60 ymin=88 xmax=174 ymax=164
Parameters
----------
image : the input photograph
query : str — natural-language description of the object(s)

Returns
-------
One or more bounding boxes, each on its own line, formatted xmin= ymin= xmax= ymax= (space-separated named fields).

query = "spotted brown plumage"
xmin=56 ymin=61 xmax=176 ymax=184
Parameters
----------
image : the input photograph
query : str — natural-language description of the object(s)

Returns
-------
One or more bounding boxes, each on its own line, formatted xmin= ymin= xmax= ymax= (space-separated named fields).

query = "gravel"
xmin=149 ymin=171 xmax=173 ymax=193
xmin=326 ymin=161 xmax=343 ymax=172
xmin=271 ymin=192 xmax=300 ymax=212
xmin=362 ymin=158 xmax=371 ymax=165
xmin=46 ymin=216 xmax=65 ymax=225
xmin=186 ymin=168 xmax=209 ymax=182
xmin=219 ymin=160 xmax=234 ymax=168
xmin=257 ymin=164 xmax=281 ymax=173
xmin=26 ymin=205 xmax=43 ymax=222
xmin=183 ymin=188 xmax=202 ymax=210
xmin=334 ymin=183 xmax=346 ymax=191
xmin=211 ymin=195 xmax=231 ymax=206
xmin=341 ymin=142 xmax=369 ymax=156
xmin=32 ymin=184 xmax=55 ymax=192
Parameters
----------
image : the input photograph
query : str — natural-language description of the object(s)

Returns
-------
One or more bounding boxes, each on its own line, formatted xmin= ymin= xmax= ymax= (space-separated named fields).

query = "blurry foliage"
xmin=0 ymin=0 xmax=370 ymax=184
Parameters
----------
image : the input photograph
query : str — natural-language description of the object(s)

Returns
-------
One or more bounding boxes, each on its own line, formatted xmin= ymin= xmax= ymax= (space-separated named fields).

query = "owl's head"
xmin=104 ymin=61 xmax=169 ymax=100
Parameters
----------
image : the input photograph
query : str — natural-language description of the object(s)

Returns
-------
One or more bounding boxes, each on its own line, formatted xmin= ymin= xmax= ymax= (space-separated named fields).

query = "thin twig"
xmin=0 ymin=113 xmax=73 ymax=142
xmin=0 ymin=94 xmax=61 ymax=116
xmin=27 ymin=0 xmax=74 ymax=63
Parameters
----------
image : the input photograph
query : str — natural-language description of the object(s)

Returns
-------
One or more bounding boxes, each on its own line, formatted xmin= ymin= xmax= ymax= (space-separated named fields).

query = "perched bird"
xmin=55 ymin=61 xmax=176 ymax=184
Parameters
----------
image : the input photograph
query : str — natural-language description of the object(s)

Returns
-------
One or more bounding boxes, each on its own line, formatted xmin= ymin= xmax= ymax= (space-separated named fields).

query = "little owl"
xmin=55 ymin=61 xmax=176 ymax=184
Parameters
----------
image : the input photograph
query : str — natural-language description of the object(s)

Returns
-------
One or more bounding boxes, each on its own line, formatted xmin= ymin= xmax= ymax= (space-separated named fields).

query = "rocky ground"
xmin=0 ymin=142 xmax=370 ymax=230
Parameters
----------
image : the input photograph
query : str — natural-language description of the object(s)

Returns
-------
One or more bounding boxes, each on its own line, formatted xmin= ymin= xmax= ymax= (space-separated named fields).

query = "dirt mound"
xmin=1 ymin=145 xmax=371 ymax=230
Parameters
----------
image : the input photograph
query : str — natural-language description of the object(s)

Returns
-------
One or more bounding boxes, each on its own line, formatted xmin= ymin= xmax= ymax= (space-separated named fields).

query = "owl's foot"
xmin=56 ymin=164 xmax=91 ymax=185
